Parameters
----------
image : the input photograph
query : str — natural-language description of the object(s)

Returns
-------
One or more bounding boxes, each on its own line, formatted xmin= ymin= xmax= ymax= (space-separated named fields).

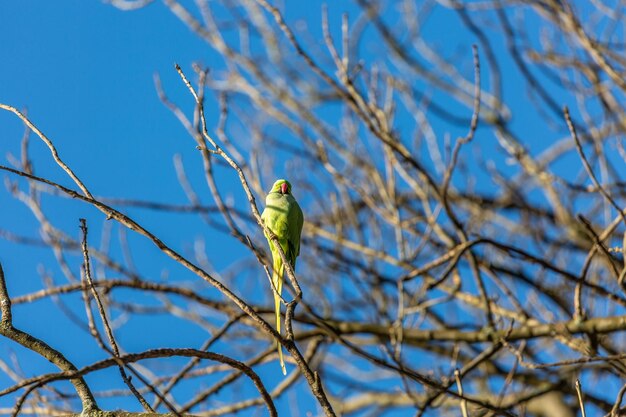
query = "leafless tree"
xmin=1 ymin=1 xmax=626 ymax=416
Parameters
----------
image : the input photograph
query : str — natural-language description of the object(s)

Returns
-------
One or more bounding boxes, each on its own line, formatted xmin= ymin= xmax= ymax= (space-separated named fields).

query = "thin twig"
xmin=565 ymin=106 xmax=626 ymax=226
xmin=80 ymin=219 xmax=159 ymax=414
xmin=609 ymin=382 xmax=626 ymax=416
xmin=454 ymin=369 xmax=469 ymax=417
xmin=0 ymin=104 xmax=93 ymax=199
xmin=575 ymin=379 xmax=587 ymax=417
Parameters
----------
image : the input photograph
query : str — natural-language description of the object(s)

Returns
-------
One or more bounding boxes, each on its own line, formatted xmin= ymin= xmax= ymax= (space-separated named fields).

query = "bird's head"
xmin=270 ymin=179 xmax=292 ymax=195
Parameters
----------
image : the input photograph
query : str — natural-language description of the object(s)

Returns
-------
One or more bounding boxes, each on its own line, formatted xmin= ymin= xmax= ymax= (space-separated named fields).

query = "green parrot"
xmin=261 ymin=179 xmax=304 ymax=375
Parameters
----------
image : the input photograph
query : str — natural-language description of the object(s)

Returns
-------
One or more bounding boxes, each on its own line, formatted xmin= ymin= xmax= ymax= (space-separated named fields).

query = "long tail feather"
xmin=272 ymin=260 xmax=287 ymax=375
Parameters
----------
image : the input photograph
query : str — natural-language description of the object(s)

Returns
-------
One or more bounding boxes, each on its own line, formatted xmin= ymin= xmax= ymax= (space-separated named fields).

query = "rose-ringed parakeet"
xmin=261 ymin=179 xmax=304 ymax=375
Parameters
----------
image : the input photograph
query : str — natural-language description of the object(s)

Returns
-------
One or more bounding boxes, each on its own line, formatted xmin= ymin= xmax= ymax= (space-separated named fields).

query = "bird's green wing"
xmin=286 ymin=196 xmax=304 ymax=267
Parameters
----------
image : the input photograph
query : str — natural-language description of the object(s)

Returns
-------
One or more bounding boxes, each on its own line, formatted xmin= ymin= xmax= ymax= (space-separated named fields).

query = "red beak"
xmin=280 ymin=183 xmax=288 ymax=194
